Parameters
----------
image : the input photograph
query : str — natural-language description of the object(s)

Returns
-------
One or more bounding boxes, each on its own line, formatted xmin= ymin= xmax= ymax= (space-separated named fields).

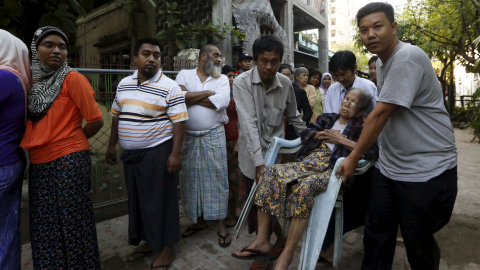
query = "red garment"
xmin=224 ymin=98 xmax=238 ymax=142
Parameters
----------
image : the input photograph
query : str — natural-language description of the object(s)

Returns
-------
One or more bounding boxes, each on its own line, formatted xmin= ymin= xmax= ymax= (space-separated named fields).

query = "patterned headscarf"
xmin=27 ymin=26 xmax=73 ymax=122
xmin=320 ymin=72 xmax=332 ymax=94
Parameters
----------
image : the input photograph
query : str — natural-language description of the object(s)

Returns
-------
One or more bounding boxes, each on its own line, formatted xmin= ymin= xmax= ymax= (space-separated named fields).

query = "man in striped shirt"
xmin=105 ymin=37 xmax=188 ymax=269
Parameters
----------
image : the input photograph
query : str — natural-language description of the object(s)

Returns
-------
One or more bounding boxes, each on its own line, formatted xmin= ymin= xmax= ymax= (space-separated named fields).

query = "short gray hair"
xmin=347 ymin=88 xmax=373 ymax=113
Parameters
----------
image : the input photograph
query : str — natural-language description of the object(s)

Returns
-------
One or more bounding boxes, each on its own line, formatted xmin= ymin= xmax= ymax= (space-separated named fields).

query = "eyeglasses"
xmin=342 ymin=97 xmax=358 ymax=108
xmin=39 ymin=42 xmax=68 ymax=51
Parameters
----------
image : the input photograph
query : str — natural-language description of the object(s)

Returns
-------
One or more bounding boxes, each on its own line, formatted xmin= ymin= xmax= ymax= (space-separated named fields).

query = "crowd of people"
xmin=0 ymin=2 xmax=458 ymax=270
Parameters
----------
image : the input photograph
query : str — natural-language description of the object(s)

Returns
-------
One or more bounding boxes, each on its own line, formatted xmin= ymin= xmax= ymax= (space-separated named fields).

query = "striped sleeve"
xmin=110 ymin=95 xmax=121 ymax=117
xmin=166 ymin=84 xmax=188 ymax=123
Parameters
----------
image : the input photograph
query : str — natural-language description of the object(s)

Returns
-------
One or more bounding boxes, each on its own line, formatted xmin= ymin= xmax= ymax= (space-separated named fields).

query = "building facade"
xmin=75 ymin=0 xmax=328 ymax=71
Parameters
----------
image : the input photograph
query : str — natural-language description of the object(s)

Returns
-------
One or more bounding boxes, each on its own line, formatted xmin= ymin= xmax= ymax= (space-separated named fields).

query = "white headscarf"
xmin=0 ymin=29 xmax=31 ymax=93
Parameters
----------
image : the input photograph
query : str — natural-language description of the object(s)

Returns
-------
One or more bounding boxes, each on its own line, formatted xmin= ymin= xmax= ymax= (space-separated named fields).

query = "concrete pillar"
xmin=212 ymin=0 xmax=233 ymax=65
xmin=318 ymin=26 xmax=328 ymax=72
xmin=280 ymin=0 xmax=295 ymax=65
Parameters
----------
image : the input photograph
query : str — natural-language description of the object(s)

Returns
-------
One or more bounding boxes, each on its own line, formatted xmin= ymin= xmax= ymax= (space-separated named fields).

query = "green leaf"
xmin=147 ymin=0 xmax=157 ymax=8
xmin=176 ymin=38 xmax=185 ymax=50
xmin=155 ymin=30 xmax=169 ymax=41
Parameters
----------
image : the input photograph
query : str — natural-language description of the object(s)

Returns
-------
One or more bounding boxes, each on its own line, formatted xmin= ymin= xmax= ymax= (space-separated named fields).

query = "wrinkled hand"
xmin=255 ymin=165 xmax=266 ymax=184
xmin=336 ymin=155 xmax=358 ymax=183
xmin=314 ymin=129 xmax=346 ymax=144
xmin=105 ymin=147 xmax=118 ymax=165
xmin=167 ymin=152 xmax=182 ymax=174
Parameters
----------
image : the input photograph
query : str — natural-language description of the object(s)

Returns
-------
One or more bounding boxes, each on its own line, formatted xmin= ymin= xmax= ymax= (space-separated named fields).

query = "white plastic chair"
xmin=235 ymin=137 xmax=373 ymax=269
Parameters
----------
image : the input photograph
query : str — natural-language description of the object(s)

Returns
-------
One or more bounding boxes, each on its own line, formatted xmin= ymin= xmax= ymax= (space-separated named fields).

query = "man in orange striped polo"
xmin=105 ymin=37 xmax=188 ymax=269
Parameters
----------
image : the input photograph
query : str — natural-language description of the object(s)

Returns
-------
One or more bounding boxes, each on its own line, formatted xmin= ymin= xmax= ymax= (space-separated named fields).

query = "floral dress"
xmin=255 ymin=143 xmax=331 ymax=219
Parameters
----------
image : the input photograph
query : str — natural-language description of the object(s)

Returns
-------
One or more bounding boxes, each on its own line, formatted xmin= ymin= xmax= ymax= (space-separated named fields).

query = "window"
xmin=331 ymin=7 xmax=335 ymax=14
xmin=331 ymin=30 xmax=336 ymax=37
xmin=331 ymin=18 xmax=336 ymax=26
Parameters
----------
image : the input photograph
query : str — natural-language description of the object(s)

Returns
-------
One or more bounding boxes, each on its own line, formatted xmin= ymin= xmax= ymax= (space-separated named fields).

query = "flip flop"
xmin=217 ymin=232 xmax=232 ymax=248
xmin=250 ymin=262 xmax=270 ymax=269
xmin=231 ymin=247 xmax=271 ymax=260
xmin=126 ymin=248 xmax=153 ymax=262
xmin=181 ymin=225 xmax=208 ymax=238
xmin=150 ymin=253 xmax=175 ymax=270
xmin=269 ymin=247 xmax=284 ymax=261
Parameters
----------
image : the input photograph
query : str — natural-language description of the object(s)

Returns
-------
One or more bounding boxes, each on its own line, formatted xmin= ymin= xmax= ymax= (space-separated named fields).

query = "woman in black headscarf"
xmin=20 ymin=26 xmax=103 ymax=269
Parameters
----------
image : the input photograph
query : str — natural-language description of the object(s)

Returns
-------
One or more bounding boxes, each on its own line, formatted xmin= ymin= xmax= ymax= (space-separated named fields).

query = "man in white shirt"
xmin=175 ymin=44 xmax=232 ymax=248
xmin=324 ymin=50 xmax=377 ymax=114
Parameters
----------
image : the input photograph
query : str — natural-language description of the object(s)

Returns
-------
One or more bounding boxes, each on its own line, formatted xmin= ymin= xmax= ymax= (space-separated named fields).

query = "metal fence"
xmin=76 ymin=68 xmax=179 ymax=208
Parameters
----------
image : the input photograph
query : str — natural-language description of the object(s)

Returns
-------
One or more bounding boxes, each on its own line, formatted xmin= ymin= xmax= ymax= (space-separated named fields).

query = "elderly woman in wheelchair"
xmin=231 ymin=88 xmax=379 ymax=269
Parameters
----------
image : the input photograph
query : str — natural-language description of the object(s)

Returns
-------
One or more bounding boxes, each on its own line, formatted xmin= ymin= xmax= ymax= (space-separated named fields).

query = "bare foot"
xmin=126 ymin=243 xmax=152 ymax=262
xmin=273 ymin=251 xmax=294 ymax=270
xmin=232 ymin=239 xmax=271 ymax=258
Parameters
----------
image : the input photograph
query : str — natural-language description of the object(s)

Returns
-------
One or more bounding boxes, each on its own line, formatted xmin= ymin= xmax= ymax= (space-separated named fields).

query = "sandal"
xmin=181 ymin=225 xmax=207 ymax=238
xmin=231 ymin=247 xmax=271 ymax=260
xmin=217 ymin=232 xmax=232 ymax=248
xmin=250 ymin=262 xmax=270 ymax=269
xmin=149 ymin=253 xmax=175 ymax=270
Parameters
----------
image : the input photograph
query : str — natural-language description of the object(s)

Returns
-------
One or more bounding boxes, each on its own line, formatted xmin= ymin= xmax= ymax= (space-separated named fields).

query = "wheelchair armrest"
xmin=264 ymin=137 xmax=302 ymax=166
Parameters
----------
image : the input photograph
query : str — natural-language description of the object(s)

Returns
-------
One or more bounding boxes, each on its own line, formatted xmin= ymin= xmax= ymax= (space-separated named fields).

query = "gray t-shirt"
xmin=375 ymin=42 xmax=457 ymax=182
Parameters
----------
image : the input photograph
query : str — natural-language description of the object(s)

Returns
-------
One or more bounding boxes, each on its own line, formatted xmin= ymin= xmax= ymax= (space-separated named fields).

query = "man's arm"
xmin=167 ymin=121 xmax=185 ymax=174
xmin=184 ymin=91 xmax=215 ymax=106
xmin=233 ymin=77 xmax=265 ymax=180
xmin=336 ymin=102 xmax=397 ymax=180
xmin=105 ymin=116 xmax=119 ymax=165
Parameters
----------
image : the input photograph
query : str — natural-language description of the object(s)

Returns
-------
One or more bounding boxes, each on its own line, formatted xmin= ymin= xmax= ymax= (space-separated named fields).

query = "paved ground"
xmin=20 ymin=128 xmax=480 ymax=269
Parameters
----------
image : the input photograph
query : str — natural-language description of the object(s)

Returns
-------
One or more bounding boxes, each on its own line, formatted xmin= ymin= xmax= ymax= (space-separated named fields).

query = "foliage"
xmin=0 ymin=0 xmax=86 ymax=42
xmin=465 ymin=108 xmax=480 ymax=142
xmin=400 ymin=0 xmax=480 ymax=73
xmin=300 ymin=32 xmax=318 ymax=44
xmin=332 ymin=41 xmax=370 ymax=72
xmin=155 ymin=1 xmax=245 ymax=51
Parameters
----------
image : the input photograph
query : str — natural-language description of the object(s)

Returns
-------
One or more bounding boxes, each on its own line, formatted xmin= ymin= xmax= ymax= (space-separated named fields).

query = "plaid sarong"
xmin=180 ymin=124 xmax=229 ymax=223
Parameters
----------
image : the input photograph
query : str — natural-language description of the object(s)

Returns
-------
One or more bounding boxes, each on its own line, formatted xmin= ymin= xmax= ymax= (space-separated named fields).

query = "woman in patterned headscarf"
xmin=20 ymin=26 xmax=104 ymax=269
xmin=0 ymin=29 xmax=30 ymax=270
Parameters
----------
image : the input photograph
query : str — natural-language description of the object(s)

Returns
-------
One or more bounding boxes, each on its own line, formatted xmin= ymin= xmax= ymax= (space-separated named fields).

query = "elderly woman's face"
xmin=296 ymin=72 xmax=309 ymax=85
xmin=37 ymin=34 xmax=67 ymax=68
xmin=340 ymin=90 xmax=364 ymax=120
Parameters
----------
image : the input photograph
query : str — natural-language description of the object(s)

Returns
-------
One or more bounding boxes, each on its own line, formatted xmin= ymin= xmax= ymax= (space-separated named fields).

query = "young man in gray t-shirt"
xmin=338 ymin=2 xmax=457 ymax=269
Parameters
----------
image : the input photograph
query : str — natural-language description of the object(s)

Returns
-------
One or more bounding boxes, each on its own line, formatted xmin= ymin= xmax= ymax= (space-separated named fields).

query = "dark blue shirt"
xmin=0 ymin=70 xmax=25 ymax=166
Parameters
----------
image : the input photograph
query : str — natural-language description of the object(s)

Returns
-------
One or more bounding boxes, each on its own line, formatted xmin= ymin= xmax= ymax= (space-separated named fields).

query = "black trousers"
xmin=361 ymin=166 xmax=457 ymax=270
